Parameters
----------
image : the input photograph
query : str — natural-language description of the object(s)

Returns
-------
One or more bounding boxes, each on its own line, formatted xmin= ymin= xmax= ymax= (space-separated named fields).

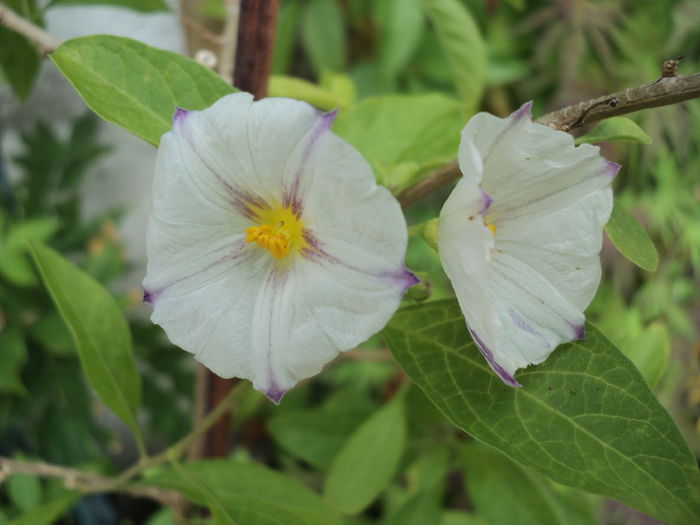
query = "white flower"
xmin=438 ymin=102 xmax=617 ymax=387
xmin=143 ymin=93 xmax=417 ymax=402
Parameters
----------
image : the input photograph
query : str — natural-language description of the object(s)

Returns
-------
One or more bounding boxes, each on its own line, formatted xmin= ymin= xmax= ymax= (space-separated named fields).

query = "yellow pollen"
xmin=245 ymin=207 xmax=306 ymax=260
xmin=486 ymin=222 xmax=497 ymax=236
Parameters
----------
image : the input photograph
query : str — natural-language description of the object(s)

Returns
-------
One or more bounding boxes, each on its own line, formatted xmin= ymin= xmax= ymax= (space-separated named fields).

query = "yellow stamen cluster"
xmin=486 ymin=223 xmax=497 ymax=236
xmin=244 ymin=206 xmax=307 ymax=260
xmin=245 ymin=224 xmax=290 ymax=259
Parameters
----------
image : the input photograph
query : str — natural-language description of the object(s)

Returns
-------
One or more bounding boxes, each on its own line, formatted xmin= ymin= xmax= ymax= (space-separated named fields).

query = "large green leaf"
xmin=30 ymin=243 xmax=142 ymax=440
xmin=48 ymin=0 xmax=168 ymax=11
xmin=143 ymin=460 xmax=342 ymax=525
xmin=422 ymin=0 xmax=486 ymax=113
xmin=463 ymin=443 xmax=597 ymax=525
xmin=333 ymin=94 xmax=463 ymax=191
xmin=383 ymin=300 xmax=700 ymax=525
xmin=376 ymin=0 xmax=425 ymax=80
xmin=0 ymin=217 xmax=59 ymax=287
xmin=300 ymin=0 xmax=346 ymax=75
xmin=605 ymin=200 xmax=659 ymax=271
xmin=50 ymin=35 xmax=235 ymax=145
xmin=0 ymin=328 xmax=28 ymax=396
xmin=575 ymin=117 xmax=652 ymax=145
xmin=324 ymin=395 xmax=407 ymax=514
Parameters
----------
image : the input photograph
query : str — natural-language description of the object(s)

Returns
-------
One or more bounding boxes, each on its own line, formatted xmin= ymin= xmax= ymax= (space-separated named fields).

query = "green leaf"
xmin=383 ymin=299 xmax=700 ymax=525
xmin=605 ymin=200 xmax=659 ymax=271
xmin=300 ymin=0 xmax=346 ymax=75
xmin=30 ymin=243 xmax=143 ymax=442
xmin=272 ymin=0 xmax=301 ymax=74
xmin=376 ymin=0 xmax=425 ymax=80
xmin=463 ymin=443 xmax=598 ymax=525
xmin=622 ymin=322 xmax=669 ymax=388
xmin=268 ymin=75 xmax=347 ymax=111
xmin=333 ymin=94 xmax=463 ymax=191
xmin=0 ymin=328 xmax=28 ymax=396
xmin=50 ymin=35 xmax=235 ymax=145
xmin=421 ymin=0 xmax=486 ymax=113
xmin=8 ymin=493 xmax=78 ymax=525
xmin=575 ymin=117 xmax=652 ymax=145
xmin=48 ymin=0 xmax=168 ymax=10
xmin=324 ymin=395 xmax=407 ymax=514
xmin=7 ymin=474 xmax=41 ymax=512
xmin=267 ymin=390 xmax=376 ymax=470
xmin=0 ymin=27 xmax=40 ymax=100
xmin=143 ymin=460 xmax=342 ymax=525
xmin=0 ymin=218 xmax=59 ymax=287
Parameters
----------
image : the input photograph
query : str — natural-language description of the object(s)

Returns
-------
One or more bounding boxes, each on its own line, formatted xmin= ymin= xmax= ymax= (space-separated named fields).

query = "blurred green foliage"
xmin=1 ymin=0 xmax=700 ymax=524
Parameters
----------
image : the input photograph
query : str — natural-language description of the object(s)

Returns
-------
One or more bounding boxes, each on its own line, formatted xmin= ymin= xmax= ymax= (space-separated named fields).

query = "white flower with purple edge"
xmin=438 ymin=102 xmax=617 ymax=387
xmin=143 ymin=93 xmax=417 ymax=402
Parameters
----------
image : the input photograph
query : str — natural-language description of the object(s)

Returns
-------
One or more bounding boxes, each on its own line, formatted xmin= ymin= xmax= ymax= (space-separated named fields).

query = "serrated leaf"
xmin=30 ymin=243 xmax=142 ymax=441
xmin=48 ymin=0 xmax=168 ymax=10
xmin=324 ymin=395 xmax=407 ymax=514
xmin=8 ymin=493 xmax=78 ymax=525
xmin=143 ymin=460 xmax=342 ymax=525
xmin=333 ymin=94 xmax=463 ymax=191
xmin=422 ymin=0 xmax=486 ymax=113
xmin=300 ymin=0 xmax=346 ymax=75
xmin=0 ymin=328 xmax=28 ymax=396
xmin=463 ymin=443 xmax=597 ymax=525
xmin=605 ymin=200 xmax=659 ymax=271
xmin=50 ymin=35 xmax=235 ymax=145
xmin=383 ymin=299 xmax=700 ymax=525
xmin=575 ymin=117 xmax=652 ymax=145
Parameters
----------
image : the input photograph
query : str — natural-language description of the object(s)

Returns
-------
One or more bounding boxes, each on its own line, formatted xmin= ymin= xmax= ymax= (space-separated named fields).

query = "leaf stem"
xmin=0 ymin=4 xmax=62 ymax=54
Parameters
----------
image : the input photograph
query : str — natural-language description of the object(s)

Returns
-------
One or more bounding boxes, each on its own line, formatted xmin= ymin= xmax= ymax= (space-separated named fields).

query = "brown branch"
xmin=0 ymin=4 xmax=62 ymax=54
xmin=398 ymin=71 xmax=700 ymax=208
xmin=537 ymin=72 xmax=700 ymax=131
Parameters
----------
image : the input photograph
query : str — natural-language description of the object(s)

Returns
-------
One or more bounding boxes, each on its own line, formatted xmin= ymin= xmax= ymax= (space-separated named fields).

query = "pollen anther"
xmin=245 ymin=224 xmax=290 ymax=259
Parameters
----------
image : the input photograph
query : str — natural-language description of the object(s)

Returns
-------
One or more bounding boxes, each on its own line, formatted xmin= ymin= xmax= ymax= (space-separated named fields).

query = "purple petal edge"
xmin=173 ymin=107 xmax=189 ymax=125
xmin=479 ymin=189 xmax=493 ymax=215
xmin=570 ymin=322 xmax=585 ymax=340
xmin=510 ymin=101 xmax=533 ymax=122
xmin=467 ymin=327 xmax=522 ymax=388
xmin=264 ymin=385 xmax=286 ymax=405
xmin=605 ymin=160 xmax=621 ymax=180
xmin=398 ymin=267 xmax=421 ymax=292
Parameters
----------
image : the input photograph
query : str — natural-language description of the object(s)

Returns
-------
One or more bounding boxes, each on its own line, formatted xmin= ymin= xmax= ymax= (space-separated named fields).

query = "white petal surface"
xmin=144 ymin=94 xmax=413 ymax=401
xmin=440 ymin=103 xmax=615 ymax=385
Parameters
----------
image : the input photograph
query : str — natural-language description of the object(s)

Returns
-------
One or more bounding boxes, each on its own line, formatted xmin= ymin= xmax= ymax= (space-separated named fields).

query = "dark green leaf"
xmin=8 ymin=493 xmax=78 ymax=525
xmin=300 ymin=0 xmax=346 ymax=75
xmin=0 ymin=328 xmax=28 ymax=396
xmin=272 ymin=0 xmax=301 ymax=74
xmin=7 ymin=474 xmax=41 ymax=512
xmin=463 ymin=443 xmax=598 ymax=525
xmin=0 ymin=28 xmax=40 ymax=100
xmin=143 ymin=460 xmax=342 ymax=525
xmin=575 ymin=117 xmax=652 ymax=145
xmin=30 ymin=243 xmax=142 ymax=441
xmin=422 ymin=0 xmax=486 ymax=113
xmin=383 ymin=299 xmax=700 ymax=525
xmin=324 ymin=395 xmax=407 ymax=514
xmin=48 ymin=0 xmax=168 ymax=11
xmin=50 ymin=35 xmax=235 ymax=145
xmin=605 ymin=200 xmax=659 ymax=271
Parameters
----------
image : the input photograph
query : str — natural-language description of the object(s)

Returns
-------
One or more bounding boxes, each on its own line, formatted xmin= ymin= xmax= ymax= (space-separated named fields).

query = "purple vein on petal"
xmin=508 ymin=308 xmax=547 ymax=342
xmin=479 ymin=189 xmax=493 ymax=215
xmin=468 ymin=326 xmax=522 ymax=388
xmin=483 ymin=101 xmax=533 ymax=164
xmin=173 ymin=107 xmax=190 ymax=125
xmin=175 ymin=111 xmax=269 ymax=220
xmin=262 ymin=267 xmax=289 ymax=404
xmin=143 ymin=242 xmax=252 ymax=306
xmin=283 ymin=109 xmax=338 ymax=217
xmin=605 ymin=160 xmax=621 ymax=180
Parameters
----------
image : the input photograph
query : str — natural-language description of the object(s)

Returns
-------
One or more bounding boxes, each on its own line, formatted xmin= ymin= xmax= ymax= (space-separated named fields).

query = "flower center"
xmin=244 ymin=207 xmax=306 ymax=259
xmin=486 ymin=222 xmax=497 ymax=237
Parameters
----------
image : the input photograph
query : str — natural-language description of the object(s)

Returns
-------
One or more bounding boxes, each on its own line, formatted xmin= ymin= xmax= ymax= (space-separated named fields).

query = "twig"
xmin=399 ymin=71 xmax=700 ymax=208
xmin=0 ymin=4 xmax=62 ymax=54
xmin=219 ymin=0 xmax=241 ymax=84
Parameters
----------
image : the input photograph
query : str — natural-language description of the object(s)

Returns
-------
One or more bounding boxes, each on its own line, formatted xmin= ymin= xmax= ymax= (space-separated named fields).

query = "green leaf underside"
xmin=324 ymin=396 xmax=407 ymax=514
xmin=605 ymin=200 xmax=659 ymax=271
xmin=48 ymin=0 xmax=168 ymax=11
xmin=143 ymin=461 xmax=342 ymax=525
xmin=383 ymin=300 xmax=700 ymax=525
xmin=575 ymin=117 xmax=652 ymax=145
xmin=422 ymin=0 xmax=486 ymax=113
xmin=30 ymin=243 xmax=142 ymax=435
xmin=50 ymin=35 xmax=235 ymax=145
